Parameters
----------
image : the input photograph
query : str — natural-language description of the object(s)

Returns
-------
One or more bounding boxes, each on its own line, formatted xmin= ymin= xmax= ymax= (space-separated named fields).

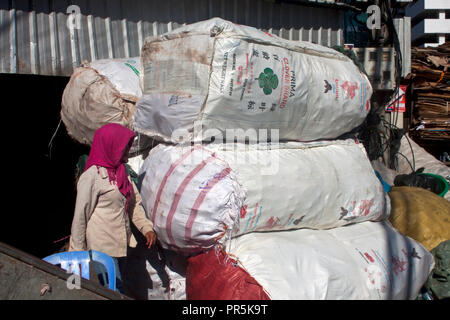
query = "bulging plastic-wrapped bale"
xmin=133 ymin=18 xmax=373 ymax=143
xmin=186 ymin=221 xmax=435 ymax=300
xmin=139 ymin=139 xmax=390 ymax=254
xmin=61 ymin=57 xmax=149 ymax=153
xmin=388 ymin=186 xmax=450 ymax=251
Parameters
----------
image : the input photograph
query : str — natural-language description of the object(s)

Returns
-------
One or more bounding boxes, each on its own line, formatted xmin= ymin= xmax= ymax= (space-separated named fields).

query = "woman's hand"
xmin=144 ymin=231 xmax=157 ymax=248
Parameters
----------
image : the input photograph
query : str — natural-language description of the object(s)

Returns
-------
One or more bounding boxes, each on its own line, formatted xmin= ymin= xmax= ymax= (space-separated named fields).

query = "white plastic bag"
xmin=127 ymin=154 xmax=146 ymax=176
xmin=396 ymin=134 xmax=450 ymax=201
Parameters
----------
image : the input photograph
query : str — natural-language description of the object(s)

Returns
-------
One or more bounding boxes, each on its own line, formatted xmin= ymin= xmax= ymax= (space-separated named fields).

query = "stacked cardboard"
xmin=409 ymin=42 xmax=450 ymax=141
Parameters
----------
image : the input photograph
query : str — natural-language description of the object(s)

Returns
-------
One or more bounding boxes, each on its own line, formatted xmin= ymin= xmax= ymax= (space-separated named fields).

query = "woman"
xmin=69 ymin=123 xmax=156 ymax=293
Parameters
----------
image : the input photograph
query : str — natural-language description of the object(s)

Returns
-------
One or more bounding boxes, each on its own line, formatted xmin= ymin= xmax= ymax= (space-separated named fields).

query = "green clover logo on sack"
xmin=257 ymin=68 xmax=279 ymax=95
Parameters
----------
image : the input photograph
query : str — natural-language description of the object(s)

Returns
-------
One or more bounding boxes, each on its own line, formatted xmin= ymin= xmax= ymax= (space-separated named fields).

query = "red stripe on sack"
xmin=250 ymin=204 xmax=259 ymax=229
xmin=165 ymin=155 xmax=216 ymax=247
xmin=185 ymin=167 xmax=232 ymax=241
xmin=151 ymin=146 xmax=201 ymax=223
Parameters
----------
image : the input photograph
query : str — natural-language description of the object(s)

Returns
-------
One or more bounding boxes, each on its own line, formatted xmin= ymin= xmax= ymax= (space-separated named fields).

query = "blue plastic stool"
xmin=43 ymin=251 xmax=91 ymax=279
xmin=90 ymin=250 xmax=117 ymax=291
xmin=43 ymin=250 xmax=117 ymax=291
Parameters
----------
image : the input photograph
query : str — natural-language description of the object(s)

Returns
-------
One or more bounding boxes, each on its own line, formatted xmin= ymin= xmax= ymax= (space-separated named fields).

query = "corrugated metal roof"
xmin=0 ymin=0 xmax=344 ymax=76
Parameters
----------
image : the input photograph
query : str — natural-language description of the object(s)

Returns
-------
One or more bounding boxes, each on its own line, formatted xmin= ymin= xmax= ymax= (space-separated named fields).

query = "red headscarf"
xmin=85 ymin=123 xmax=136 ymax=213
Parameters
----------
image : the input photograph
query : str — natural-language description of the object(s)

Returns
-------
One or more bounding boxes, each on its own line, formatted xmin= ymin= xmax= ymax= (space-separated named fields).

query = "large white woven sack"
xmin=227 ymin=221 xmax=434 ymax=300
xmin=133 ymin=17 xmax=372 ymax=143
xmin=61 ymin=57 xmax=149 ymax=153
xmin=139 ymin=139 xmax=390 ymax=254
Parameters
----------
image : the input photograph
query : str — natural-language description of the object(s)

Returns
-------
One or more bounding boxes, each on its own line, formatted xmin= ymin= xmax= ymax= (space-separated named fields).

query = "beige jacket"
xmin=69 ymin=166 xmax=154 ymax=257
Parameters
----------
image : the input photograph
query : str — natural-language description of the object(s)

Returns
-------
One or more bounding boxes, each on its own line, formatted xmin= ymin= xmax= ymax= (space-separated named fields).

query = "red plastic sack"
xmin=186 ymin=249 xmax=270 ymax=300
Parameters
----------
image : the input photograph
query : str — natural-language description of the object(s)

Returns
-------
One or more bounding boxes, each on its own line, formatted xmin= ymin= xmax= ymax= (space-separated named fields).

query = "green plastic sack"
xmin=424 ymin=240 xmax=450 ymax=300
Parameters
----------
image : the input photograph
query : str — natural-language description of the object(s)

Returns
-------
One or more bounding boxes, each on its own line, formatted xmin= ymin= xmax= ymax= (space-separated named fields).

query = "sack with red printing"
xmin=139 ymin=139 xmax=390 ymax=254
xmin=134 ymin=17 xmax=372 ymax=143
xmin=186 ymin=221 xmax=434 ymax=300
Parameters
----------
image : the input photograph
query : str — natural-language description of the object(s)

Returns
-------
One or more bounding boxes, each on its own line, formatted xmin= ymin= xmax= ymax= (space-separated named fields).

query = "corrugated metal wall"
xmin=0 ymin=0 xmax=345 ymax=76
xmin=0 ymin=0 xmax=410 ymax=90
